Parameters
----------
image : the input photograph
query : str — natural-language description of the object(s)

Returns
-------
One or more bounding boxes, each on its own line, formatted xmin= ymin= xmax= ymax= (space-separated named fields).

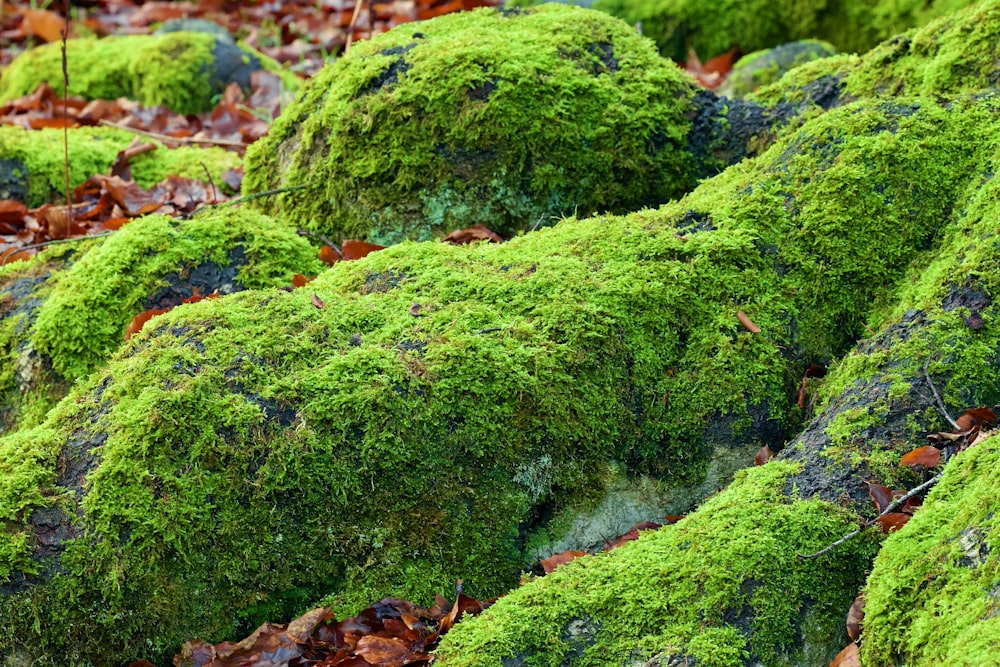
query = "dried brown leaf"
xmin=829 ymin=643 xmax=861 ymax=667
xmin=754 ymin=445 xmax=774 ymax=466
xmin=899 ymin=445 xmax=941 ymax=469
xmin=846 ymin=594 xmax=864 ymax=642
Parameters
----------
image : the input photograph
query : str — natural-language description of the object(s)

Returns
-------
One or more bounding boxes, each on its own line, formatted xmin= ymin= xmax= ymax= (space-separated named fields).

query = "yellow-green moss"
xmin=0 ymin=125 xmax=241 ymax=207
xmin=1 ymin=95 xmax=997 ymax=664
xmin=0 ymin=32 xmax=297 ymax=115
xmin=243 ymin=4 xmax=701 ymax=243
xmin=435 ymin=461 xmax=877 ymax=666
xmin=594 ymin=0 xmax=976 ymax=62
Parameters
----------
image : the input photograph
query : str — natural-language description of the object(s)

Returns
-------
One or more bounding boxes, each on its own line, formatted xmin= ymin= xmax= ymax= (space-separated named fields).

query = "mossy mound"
xmin=0 ymin=32 xmax=297 ymax=115
xmin=594 ymin=0 xmax=975 ymax=62
xmin=0 ymin=207 xmax=324 ymax=437
xmin=0 ymin=125 xmax=241 ymax=207
xmin=242 ymin=5 xmax=702 ymax=244
xmin=435 ymin=462 xmax=876 ymax=666
xmin=717 ymin=40 xmax=838 ymax=98
xmin=0 ymin=94 xmax=994 ymax=664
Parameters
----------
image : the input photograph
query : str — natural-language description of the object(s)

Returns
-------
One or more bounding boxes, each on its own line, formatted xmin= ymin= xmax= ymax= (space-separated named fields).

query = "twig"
xmin=530 ymin=215 xmax=546 ymax=232
xmin=200 ymin=162 xmax=218 ymax=205
xmin=192 ymin=185 xmax=307 ymax=215
xmin=474 ymin=327 xmax=502 ymax=335
xmin=345 ymin=0 xmax=366 ymax=53
xmin=296 ymin=228 xmax=341 ymax=256
xmin=98 ymin=120 xmax=245 ymax=148
xmin=799 ymin=473 xmax=942 ymax=559
xmin=61 ymin=0 xmax=71 ymax=226
xmin=1 ymin=232 xmax=114 ymax=266
xmin=923 ymin=356 xmax=961 ymax=430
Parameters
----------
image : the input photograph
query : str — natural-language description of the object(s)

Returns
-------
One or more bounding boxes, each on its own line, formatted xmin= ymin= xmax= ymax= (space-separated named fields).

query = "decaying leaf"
xmin=900 ymin=445 xmax=941 ymax=469
xmin=829 ymin=643 xmax=861 ymax=667
xmin=311 ymin=293 xmax=326 ymax=309
xmin=319 ymin=245 xmax=341 ymax=265
xmin=540 ymin=550 xmax=588 ymax=574
xmin=846 ymin=594 xmax=865 ymax=642
xmin=341 ymin=239 xmax=386 ymax=260
xmin=875 ymin=512 xmax=910 ymax=533
xmin=442 ymin=224 xmax=503 ymax=244
xmin=754 ymin=445 xmax=774 ymax=466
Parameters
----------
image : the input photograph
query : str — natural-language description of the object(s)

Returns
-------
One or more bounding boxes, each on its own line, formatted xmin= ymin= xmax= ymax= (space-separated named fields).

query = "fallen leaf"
xmin=442 ymin=224 xmax=503 ymax=244
xmin=846 ymin=594 xmax=864 ymax=642
xmin=125 ymin=308 xmax=170 ymax=340
xmin=21 ymin=9 xmax=66 ymax=43
xmin=900 ymin=445 xmax=941 ymax=469
xmin=603 ymin=521 xmax=662 ymax=551
xmin=319 ymin=245 xmax=341 ymax=266
xmin=737 ymin=310 xmax=760 ymax=333
xmin=866 ymin=482 xmax=894 ymax=514
xmin=754 ymin=445 xmax=774 ymax=466
xmin=292 ymin=274 xmax=308 ymax=289
xmin=540 ymin=550 xmax=588 ymax=574
xmin=829 ymin=643 xmax=861 ymax=667
xmin=312 ymin=293 xmax=326 ymax=309
xmin=875 ymin=512 xmax=910 ymax=533
xmin=342 ymin=239 xmax=385 ymax=260
xmin=409 ymin=303 xmax=421 ymax=316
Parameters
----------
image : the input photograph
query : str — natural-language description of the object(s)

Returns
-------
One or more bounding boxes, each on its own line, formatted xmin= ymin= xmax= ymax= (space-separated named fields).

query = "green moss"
xmin=0 ymin=208 xmax=323 ymax=438
xmin=1 ymin=95 xmax=997 ymax=663
xmin=861 ymin=435 xmax=1000 ymax=665
xmin=718 ymin=40 xmax=838 ymax=98
xmin=0 ymin=125 xmax=241 ymax=207
xmin=243 ymin=4 xmax=701 ymax=243
xmin=0 ymin=32 xmax=297 ymax=115
xmin=594 ymin=0 xmax=976 ymax=62
xmin=435 ymin=461 xmax=877 ymax=666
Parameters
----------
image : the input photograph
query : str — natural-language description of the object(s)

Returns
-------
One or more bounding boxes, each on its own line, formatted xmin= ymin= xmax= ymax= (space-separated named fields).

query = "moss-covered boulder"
xmin=243 ymin=5 xmax=708 ymax=244
xmin=0 ymin=90 xmax=994 ymax=665
xmin=594 ymin=0 xmax=976 ymax=61
xmin=436 ymin=117 xmax=1000 ymax=666
xmin=0 ymin=32 xmax=297 ymax=115
xmin=717 ymin=40 xmax=838 ymax=98
xmin=0 ymin=125 xmax=241 ymax=207
xmin=0 ymin=207 xmax=324 ymax=437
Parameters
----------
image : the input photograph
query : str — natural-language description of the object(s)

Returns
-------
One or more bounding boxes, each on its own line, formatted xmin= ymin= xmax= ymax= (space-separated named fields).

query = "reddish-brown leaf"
xmin=540 ymin=550 xmax=588 ymax=574
xmin=354 ymin=635 xmax=409 ymax=667
xmin=737 ymin=309 xmax=760 ymax=333
xmin=846 ymin=594 xmax=864 ymax=642
xmin=603 ymin=521 xmax=662 ymax=551
xmin=125 ymin=308 xmax=171 ymax=340
xmin=341 ymin=239 xmax=385 ymax=260
xmin=319 ymin=245 xmax=342 ymax=266
xmin=829 ymin=643 xmax=861 ymax=667
xmin=754 ymin=445 xmax=774 ymax=466
xmin=292 ymin=274 xmax=308 ymax=289
xmin=900 ymin=445 xmax=941 ymax=469
xmin=875 ymin=512 xmax=910 ymax=533
xmin=866 ymin=482 xmax=894 ymax=514
xmin=0 ymin=200 xmax=27 ymax=224
xmin=961 ymin=407 xmax=996 ymax=427
xmin=684 ymin=46 xmax=739 ymax=89
xmin=442 ymin=224 xmax=503 ymax=245
xmin=20 ymin=9 xmax=66 ymax=42
xmin=437 ymin=591 xmax=487 ymax=635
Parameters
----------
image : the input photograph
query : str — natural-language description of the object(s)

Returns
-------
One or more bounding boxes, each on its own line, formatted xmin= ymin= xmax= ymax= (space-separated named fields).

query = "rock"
xmin=1 ymin=89 xmax=994 ymax=664
xmin=717 ymin=40 xmax=838 ymax=98
xmin=243 ymin=5 xmax=707 ymax=244
xmin=0 ymin=125 xmax=241 ymax=208
xmin=0 ymin=32 xmax=297 ymax=115
xmin=0 ymin=208 xmax=324 ymax=436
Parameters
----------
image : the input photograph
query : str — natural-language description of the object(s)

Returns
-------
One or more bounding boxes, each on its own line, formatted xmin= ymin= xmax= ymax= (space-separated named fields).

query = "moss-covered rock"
xmin=595 ymin=0 xmax=976 ymax=62
xmin=0 ymin=32 xmax=298 ymax=115
xmin=0 ymin=207 xmax=324 ymax=437
xmin=243 ymin=5 xmax=706 ymax=244
xmin=0 ymin=92 xmax=994 ymax=665
xmin=717 ymin=40 xmax=838 ymax=99
xmin=0 ymin=125 xmax=241 ymax=207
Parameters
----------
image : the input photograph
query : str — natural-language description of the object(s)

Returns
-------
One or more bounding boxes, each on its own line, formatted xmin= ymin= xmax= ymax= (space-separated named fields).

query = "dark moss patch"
xmin=144 ymin=246 xmax=248 ymax=310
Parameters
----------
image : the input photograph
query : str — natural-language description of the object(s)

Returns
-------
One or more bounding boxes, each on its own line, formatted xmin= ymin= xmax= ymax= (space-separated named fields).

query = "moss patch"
xmin=435 ymin=462 xmax=877 ymax=666
xmin=243 ymin=5 xmax=701 ymax=243
xmin=0 ymin=125 xmax=241 ymax=207
xmin=0 ymin=32 xmax=297 ymax=115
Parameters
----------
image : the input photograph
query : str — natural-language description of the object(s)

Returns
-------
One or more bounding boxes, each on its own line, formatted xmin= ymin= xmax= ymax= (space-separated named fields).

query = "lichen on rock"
xmin=0 ymin=31 xmax=297 ymax=115
xmin=0 ymin=125 xmax=241 ymax=208
xmin=242 ymin=4 xmax=704 ymax=244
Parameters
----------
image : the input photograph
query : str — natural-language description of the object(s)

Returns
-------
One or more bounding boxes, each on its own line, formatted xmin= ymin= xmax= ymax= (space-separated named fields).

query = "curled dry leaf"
xmin=866 ymin=481 xmax=895 ymax=514
xmin=540 ymin=550 xmax=588 ymax=574
xmin=900 ymin=445 xmax=941 ymax=469
xmin=311 ymin=293 xmax=326 ymax=309
xmin=846 ymin=594 xmax=865 ymax=642
xmin=442 ymin=224 xmax=504 ymax=244
xmin=409 ymin=303 xmax=421 ymax=317
xmin=737 ymin=309 xmax=761 ymax=333
xmin=828 ymin=642 xmax=861 ymax=667
xmin=341 ymin=239 xmax=386 ymax=260
xmin=875 ymin=512 xmax=910 ymax=534
xmin=754 ymin=445 xmax=775 ymax=466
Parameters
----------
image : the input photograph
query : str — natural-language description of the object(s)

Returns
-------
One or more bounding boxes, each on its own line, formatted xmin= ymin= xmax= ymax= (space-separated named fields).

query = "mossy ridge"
xmin=243 ymin=4 xmax=701 ymax=244
xmin=0 ymin=208 xmax=324 ymax=439
xmin=1 ymin=96 xmax=996 ymax=663
xmin=750 ymin=0 xmax=1000 ymax=111
xmin=0 ymin=125 xmax=241 ymax=208
xmin=434 ymin=461 xmax=877 ymax=666
xmin=593 ymin=0 xmax=975 ymax=62
xmin=0 ymin=32 xmax=297 ymax=115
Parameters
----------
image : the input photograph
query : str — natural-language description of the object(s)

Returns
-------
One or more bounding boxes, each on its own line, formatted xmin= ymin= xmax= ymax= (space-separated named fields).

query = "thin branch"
xmin=192 ymin=185 xmax=307 ymax=216
xmin=923 ymin=356 xmax=961 ymax=430
xmin=200 ymin=162 xmax=218 ymax=205
xmin=98 ymin=120 xmax=245 ymax=148
xmin=61 ymin=0 xmax=71 ymax=225
xmin=296 ymin=228 xmax=341 ymax=256
xmin=344 ymin=0 xmax=366 ymax=53
xmin=799 ymin=473 xmax=943 ymax=559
